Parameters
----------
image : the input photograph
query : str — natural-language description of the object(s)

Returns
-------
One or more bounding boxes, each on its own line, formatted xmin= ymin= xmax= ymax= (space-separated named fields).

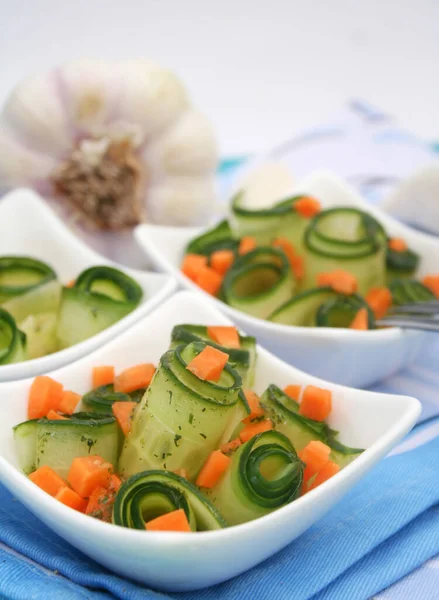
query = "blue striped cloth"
xmin=2 ymin=106 xmax=439 ymax=599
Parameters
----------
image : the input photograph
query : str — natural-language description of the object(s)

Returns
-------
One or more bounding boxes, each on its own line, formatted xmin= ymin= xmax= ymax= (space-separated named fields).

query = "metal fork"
xmin=378 ymin=302 xmax=439 ymax=332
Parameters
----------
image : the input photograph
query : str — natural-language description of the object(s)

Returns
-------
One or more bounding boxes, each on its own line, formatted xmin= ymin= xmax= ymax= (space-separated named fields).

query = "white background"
xmin=0 ymin=0 xmax=438 ymax=155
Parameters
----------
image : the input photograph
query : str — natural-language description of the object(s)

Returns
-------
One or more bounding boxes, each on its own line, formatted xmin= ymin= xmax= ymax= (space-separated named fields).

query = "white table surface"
xmin=0 ymin=0 xmax=438 ymax=156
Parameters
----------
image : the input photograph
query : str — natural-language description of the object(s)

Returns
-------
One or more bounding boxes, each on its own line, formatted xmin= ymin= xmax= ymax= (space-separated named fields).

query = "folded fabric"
xmin=1 ymin=424 xmax=439 ymax=600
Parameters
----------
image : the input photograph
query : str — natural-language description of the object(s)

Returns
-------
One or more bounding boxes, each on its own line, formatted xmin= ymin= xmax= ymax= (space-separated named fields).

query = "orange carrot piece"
xmin=290 ymin=254 xmax=305 ymax=281
xmin=55 ymin=486 xmax=87 ymax=512
xmin=146 ymin=508 xmax=191 ymax=532
xmin=317 ymin=269 xmax=358 ymax=295
xmin=220 ymin=438 xmax=242 ymax=454
xmin=85 ymin=484 xmax=118 ymax=521
xmin=186 ymin=345 xmax=229 ymax=382
xmin=350 ymin=308 xmax=369 ymax=330
xmin=109 ymin=474 xmax=122 ymax=493
xmin=46 ymin=409 xmax=69 ymax=421
xmin=299 ymin=385 xmax=332 ymax=421
xmin=196 ymin=450 xmax=231 ymax=488
xmin=423 ymin=275 xmax=439 ymax=299
xmin=294 ymin=196 xmax=321 ymax=218
xmin=112 ymin=401 xmax=137 ymax=436
xmin=92 ymin=366 xmax=115 ymax=388
xmin=242 ymin=389 xmax=265 ymax=424
xmin=238 ymin=236 xmax=257 ymax=255
xmin=283 ymin=385 xmax=302 ymax=401
xmin=365 ymin=287 xmax=392 ymax=319
xmin=58 ymin=390 xmax=81 ymax=415
xmin=66 ymin=279 xmax=76 ymax=288
xmin=239 ymin=419 xmax=273 ymax=443
xmin=388 ymin=237 xmax=408 ymax=252
xmin=272 ymin=238 xmax=296 ymax=261
xmin=114 ymin=363 xmax=155 ymax=393
xmin=210 ymin=250 xmax=235 ymax=275
xmin=181 ymin=254 xmax=207 ymax=281
xmin=299 ymin=441 xmax=331 ymax=474
xmin=68 ymin=456 xmax=113 ymax=498
xmin=207 ymin=325 xmax=241 ymax=349
xmin=174 ymin=468 xmax=189 ymax=480
xmin=29 ymin=466 xmax=67 ymax=497
xmin=28 ymin=375 xmax=64 ymax=419
xmin=309 ymin=461 xmax=340 ymax=490
xmin=194 ymin=265 xmax=223 ymax=296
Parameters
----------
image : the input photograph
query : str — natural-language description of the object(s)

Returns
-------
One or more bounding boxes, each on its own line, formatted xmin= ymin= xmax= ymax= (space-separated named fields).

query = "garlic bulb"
xmin=0 ymin=59 xmax=218 ymax=257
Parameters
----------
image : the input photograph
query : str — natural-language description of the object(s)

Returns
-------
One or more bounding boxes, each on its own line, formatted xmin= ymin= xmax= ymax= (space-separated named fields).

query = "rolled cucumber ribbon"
xmin=302 ymin=208 xmax=387 ymax=295
xmin=0 ymin=308 xmax=27 ymax=365
xmin=118 ymin=341 xmax=246 ymax=480
xmin=222 ymin=248 xmax=296 ymax=319
xmin=113 ymin=470 xmax=226 ymax=531
xmin=389 ymin=279 xmax=436 ymax=305
xmin=205 ymin=431 xmax=303 ymax=526
xmin=0 ymin=256 xmax=56 ymax=303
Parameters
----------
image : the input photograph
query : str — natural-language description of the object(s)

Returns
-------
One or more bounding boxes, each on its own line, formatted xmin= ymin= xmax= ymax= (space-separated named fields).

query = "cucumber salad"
xmin=181 ymin=194 xmax=439 ymax=330
xmin=15 ymin=324 xmax=363 ymax=532
xmin=0 ymin=257 xmax=143 ymax=364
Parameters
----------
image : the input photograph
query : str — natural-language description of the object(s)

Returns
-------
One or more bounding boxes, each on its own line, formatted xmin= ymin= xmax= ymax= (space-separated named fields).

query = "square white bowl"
xmin=134 ymin=170 xmax=439 ymax=388
xmin=0 ymin=188 xmax=177 ymax=381
xmin=0 ymin=291 xmax=420 ymax=592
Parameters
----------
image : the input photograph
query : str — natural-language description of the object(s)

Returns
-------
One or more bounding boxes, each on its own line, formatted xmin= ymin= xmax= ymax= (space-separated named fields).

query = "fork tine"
xmin=378 ymin=316 xmax=439 ymax=332
xmin=389 ymin=302 xmax=439 ymax=315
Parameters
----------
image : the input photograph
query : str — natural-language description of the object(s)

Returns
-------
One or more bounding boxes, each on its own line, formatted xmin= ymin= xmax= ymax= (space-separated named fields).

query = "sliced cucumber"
xmin=0 ymin=308 xmax=27 ymax=365
xmin=118 ymin=342 xmax=243 ymax=480
xmin=82 ymin=384 xmax=145 ymax=413
xmin=303 ymin=208 xmax=387 ymax=295
xmin=315 ymin=296 xmax=375 ymax=329
xmin=35 ymin=412 xmax=119 ymax=479
xmin=56 ymin=287 xmax=136 ymax=349
xmin=19 ymin=313 xmax=58 ymax=359
xmin=260 ymin=385 xmax=363 ymax=467
xmin=74 ymin=266 xmax=143 ymax=304
xmin=204 ymin=431 xmax=303 ymax=526
xmin=222 ymin=248 xmax=295 ymax=319
xmin=186 ymin=220 xmax=238 ymax=256
xmin=389 ymin=279 xmax=436 ymax=305
xmin=113 ymin=470 xmax=226 ymax=530
xmin=13 ymin=419 xmax=38 ymax=474
xmin=0 ymin=256 xmax=56 ymax=304
xmin=2 ymin=279 xmax=62 ymax=323
xmin=386 ymin=244 xmax=419 ymax=283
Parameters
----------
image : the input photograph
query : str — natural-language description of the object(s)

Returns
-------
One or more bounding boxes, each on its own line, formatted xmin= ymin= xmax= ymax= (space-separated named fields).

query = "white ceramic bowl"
xmin=135 ymin=170 xmax=439 ymax=388
xmin=0 ymin=188 xmax=176 ymax=381
xmin=0 ymin=291 xmax=420 ymax=592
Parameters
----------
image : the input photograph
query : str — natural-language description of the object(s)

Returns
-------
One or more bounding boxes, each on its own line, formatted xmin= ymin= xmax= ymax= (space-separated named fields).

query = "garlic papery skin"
xmin=0 ymin=59 xmax=219 ymax=262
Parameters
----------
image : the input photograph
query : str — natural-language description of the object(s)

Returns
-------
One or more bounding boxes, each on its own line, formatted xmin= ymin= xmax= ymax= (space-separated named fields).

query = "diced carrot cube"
xmin=66 ymin=279 xmax=76 ymax=288
xmin=29 ymin=466 xmax=67 ymax=497
xmin=181 ymin=254 xmax=207 ymax=281
xmin=272 ymin=238 xmax=296 ymax=261
xmin=365 ymin=287 xmax=392 ymax=319
xmin=67 ymin=456 xmax=113 ymax=498
xmin=210 ymin=250 xmax=235 ymax=275
xmin=423 ymin=275 xmax=439 ymax=299
xmin=350 ymin=308 xmax=369 ymax=330
xmin=238 ymin=236 xmax=257 ymax=255
xmin=112 ymin=401 xmax=137 ymax=436
xmin=196 ymin=450 xmax=231 ymax=488
xmin=28 ymin=376 xmax=64 ymax=420
xmin=46 ymin=409 xmax=69 ymax=421
xmin=186 ymin=345 xmax=229 ymax=382
xmin=85 ymin=485 xmax=116 ymax=521
xmin=194 ymin=266 xmax=223 ymax=296
xmin=207 ymin=325 xmax=240 ymax=348
xmin=317 ymin=269 xmax=358 ymax=295
xmin=388 ymin=237 xmax=408 ymax=252
xmin=294 ymin=196 xmax=321 ymax=218
xmin=242 ymin=389 xmax=265 ymax=424
xmin=299 ymin=385 xmax=332 ymax=421
xmin=239 ymin=419 xmax=273 ymax=443
xmin=220 ymin=438 xmax=242 ymax=454
xmin=283 ymin=385 xmax=302 ymax=401
xmin=109 ymin=474 xmax=122 ymax=493
xmin=114 ymin=363 xmax=155 ymax=393
xmin=55 ymin=486 xmax=87 ymax=512
xmin=309 ymin=461 xmax=340 ymax=490
xmin=146 ymin=508 xmax=191 ymax=532
xmin=58 ymin=390 xmax=81 ymax=415
xmin=290 ymin=254 xmax=305 ymax=281
xmin=299 ymin=441 xmax=331 ymax=474
xmin=92 ymin=366 xmax=115 ymax=388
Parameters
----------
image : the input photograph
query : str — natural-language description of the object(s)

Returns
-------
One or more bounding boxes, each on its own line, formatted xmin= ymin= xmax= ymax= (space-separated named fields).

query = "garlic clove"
xmin=2 ymin=72 xmax=72 ymax=155
xmin=146 ymin=175 xmax=217 ymax=226
xmin=117 ymin=60 xmax=190 ymax=140
xmin=57 ymin=59 xmax=123 ymax=138
xmin=143 ymin=109 xmax=218 ymax=177
xmin=0 ymin=127 xmax=57 ymax=192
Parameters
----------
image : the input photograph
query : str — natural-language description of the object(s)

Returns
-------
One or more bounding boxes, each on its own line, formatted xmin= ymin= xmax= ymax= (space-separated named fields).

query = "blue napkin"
xmin=1 ymin=424 xmax=439 ymax=600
